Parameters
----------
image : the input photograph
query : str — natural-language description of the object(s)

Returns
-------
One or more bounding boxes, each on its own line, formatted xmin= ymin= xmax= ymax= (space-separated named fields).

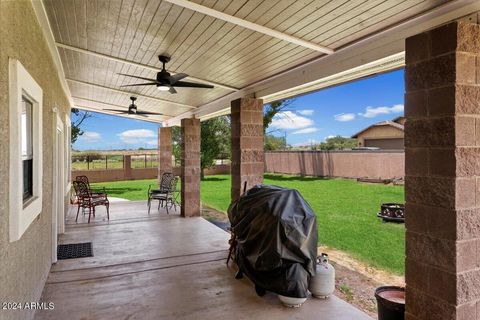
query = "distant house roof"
xmin=351 ymin=120 xmax=404 ymax=138
xmin=392 ymin=116 xmax=406 ymax=124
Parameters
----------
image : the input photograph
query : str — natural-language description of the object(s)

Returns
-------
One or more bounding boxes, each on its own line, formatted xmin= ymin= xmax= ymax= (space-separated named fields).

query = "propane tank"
xmin=309 ymin=253 xmax=335 ymax=299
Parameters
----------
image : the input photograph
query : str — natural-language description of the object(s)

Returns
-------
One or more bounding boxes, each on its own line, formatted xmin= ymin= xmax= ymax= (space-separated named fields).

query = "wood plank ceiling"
xmin=43 ymin=0 xmax=450 ymax=123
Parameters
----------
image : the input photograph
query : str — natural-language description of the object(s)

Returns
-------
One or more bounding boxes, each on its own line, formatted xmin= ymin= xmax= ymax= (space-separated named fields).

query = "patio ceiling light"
xmin=157 ymin=85 xmax=170 ymax=91
xmin=119 ymin=55 xmax=214 ymax=94
xmin=103 ymin=96 xmax=163 ymax=117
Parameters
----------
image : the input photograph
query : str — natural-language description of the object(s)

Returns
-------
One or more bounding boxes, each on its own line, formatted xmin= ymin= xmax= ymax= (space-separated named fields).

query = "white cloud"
xmin=297 ymin=109 xmax=314 ymax=116
xmin=80 ymin=131 xmax=101 ymax=142
xmin=292 ymin=127 xmax=319 ymax=134
xmin=358 ymin=104 xmax=404 ymax=118
xmin=334 ymin=113 xmax=356 ymax=122
xmin=146 ymin=139 xmax=158 ymax=146
xmin=118 ymin=129 xmax=156 ymax=144
xmin=270 ymin=111 xmax=314 ymax=129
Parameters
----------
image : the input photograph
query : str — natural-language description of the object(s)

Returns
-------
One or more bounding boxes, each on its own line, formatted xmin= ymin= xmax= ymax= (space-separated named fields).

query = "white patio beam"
xmin=66 ymin=78 xmax=196 ymax=110
xmin=55 ymin=42 xmax=239 ymax=92
xmin=164 ymin=0 xmax=334 ymax=54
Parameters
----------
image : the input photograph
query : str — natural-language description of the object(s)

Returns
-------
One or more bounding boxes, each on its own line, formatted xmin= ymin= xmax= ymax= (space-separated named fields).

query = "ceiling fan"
xmin=104 ymin=97 xmax=163 ymax=117
xmin=118 ymin=55 xmax=214 ymax=94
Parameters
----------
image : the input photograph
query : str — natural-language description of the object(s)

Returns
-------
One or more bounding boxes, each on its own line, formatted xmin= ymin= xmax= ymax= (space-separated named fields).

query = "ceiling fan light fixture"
xmin=157 ymin=84 xmax=170 ymax=91
xmin=119 ymin=55 xmax=212 ymax=94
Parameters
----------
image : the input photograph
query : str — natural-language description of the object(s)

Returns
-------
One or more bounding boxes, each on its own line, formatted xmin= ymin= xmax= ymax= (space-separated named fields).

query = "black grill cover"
xmin=228 ymin=185 xmax=318 ymax=298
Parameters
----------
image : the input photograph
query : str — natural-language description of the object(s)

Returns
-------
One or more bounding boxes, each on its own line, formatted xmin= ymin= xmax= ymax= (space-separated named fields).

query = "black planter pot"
xmin=375 ymin=286 xmax=405 ymax=320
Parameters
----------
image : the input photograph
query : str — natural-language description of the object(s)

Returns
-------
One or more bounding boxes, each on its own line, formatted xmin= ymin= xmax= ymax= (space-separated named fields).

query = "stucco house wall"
xmin=0 ymin=1 xmax=71 ymax=319
xmin=356 ymin=125 xmax=404 ymax=148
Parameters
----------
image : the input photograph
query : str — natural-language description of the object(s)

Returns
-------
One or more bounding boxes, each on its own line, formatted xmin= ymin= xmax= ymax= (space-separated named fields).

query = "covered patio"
xmin=35 ymin=201 xmax=371 ymax=320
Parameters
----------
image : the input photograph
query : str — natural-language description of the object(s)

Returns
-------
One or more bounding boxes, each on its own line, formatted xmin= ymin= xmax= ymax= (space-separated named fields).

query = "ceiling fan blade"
xmin=169 ymin=86 xmax=177 ymax=94
xmin=120 ymin=82 xmax=158 ymax=87
xmin=168 ymin=73 xmax=188 ymax=84
xmin=172 ymin=81 xmax=214 ymax=88
xmin=118 ymin=73 xmax=157 ymax=82
xmin=136 ymin=110 xmax=164 ymax=115
xmin=104 ymin=108 xmax=128 ymax=114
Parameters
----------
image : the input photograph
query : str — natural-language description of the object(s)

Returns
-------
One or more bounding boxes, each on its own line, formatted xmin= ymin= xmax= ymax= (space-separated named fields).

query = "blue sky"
xmin=269 ymin=68 xmax=404 ymax=146
xmin=73 ymin=114 xmax=160 ymax=151
xmin=72 ymin=69 xmax=404 ymax=150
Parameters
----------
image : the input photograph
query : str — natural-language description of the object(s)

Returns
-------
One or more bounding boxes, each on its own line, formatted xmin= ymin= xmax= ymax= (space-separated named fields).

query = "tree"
xmin=171 ymin=126 xmax=182 ymax=166
xmin=71 ymin=108 xmax=91 ymax=144
xmin=171 ymin=116 xmax=231 ymax=179
xmin=264 ymin=134 xmax=286 ymax=151
xmin=317 ymin=136 xmax=357 ymax=150
xmin=169 ymin=99 xmax=294 ymax=176
xmin=200 ymin=116 xmax=230 ymax=178
xmin=263 ymin=99 xmax=294 ymax=134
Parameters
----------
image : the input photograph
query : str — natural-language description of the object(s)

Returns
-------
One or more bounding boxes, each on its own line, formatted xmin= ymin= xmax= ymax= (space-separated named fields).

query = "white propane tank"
xmin=309 ymin=253 xmax=335 ymax=299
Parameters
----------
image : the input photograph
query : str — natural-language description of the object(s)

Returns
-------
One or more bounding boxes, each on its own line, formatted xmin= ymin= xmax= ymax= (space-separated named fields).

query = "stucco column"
xmin=231 ymin=97 xmax=264 ymax=202
xmin=158 ymin=127 xmax=172 ymax=183
xmin=181 ymin=118 xmax=201 ymax=217
xmin=405 ymin=21 xmax=480 ymax=319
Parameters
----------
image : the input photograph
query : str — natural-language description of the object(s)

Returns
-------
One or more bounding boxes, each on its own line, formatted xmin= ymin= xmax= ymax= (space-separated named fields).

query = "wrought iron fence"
xmin=72 ymin=154 xmax=158 ymax=170
xmin=131 ymin=154 xmax=158 ymax=169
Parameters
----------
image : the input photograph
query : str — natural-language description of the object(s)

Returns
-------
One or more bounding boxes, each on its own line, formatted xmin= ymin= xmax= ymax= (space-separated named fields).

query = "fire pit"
xmin=377 ymin=203 xmax=404 ymax=222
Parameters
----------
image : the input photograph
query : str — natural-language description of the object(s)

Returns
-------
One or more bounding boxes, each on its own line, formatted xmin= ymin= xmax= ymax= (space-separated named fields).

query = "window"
xmin=9 ymin=59 xmax=43 ymax=242
xmin=22 ymin=96 xmax=34 ymax=201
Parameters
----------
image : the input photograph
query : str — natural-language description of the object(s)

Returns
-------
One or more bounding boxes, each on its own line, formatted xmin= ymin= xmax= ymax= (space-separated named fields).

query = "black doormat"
xmin=57 ymin=242 xmax=93 ymax=260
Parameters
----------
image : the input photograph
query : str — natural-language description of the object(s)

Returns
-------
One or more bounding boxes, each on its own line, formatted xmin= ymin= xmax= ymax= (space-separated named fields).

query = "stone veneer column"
xmin=231 ymin=97 xmax=264 ymax=201
xmin=181 ymin=118 xmax=200 ymax=217
xmin=158 ymin=127 xmax=172 ymax=183
xmin=405 ymin=21 xmax=480 ymax=320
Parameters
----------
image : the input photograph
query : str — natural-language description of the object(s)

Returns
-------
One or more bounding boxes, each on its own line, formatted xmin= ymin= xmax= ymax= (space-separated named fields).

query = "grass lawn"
xmin=92 ymin=174 xmax=405 ymax=274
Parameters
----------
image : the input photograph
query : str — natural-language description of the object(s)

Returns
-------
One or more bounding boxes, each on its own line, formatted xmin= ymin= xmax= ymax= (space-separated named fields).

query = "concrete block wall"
xmin=405 ymin=21 xmax=480 ymax=320
xmin=265 ymin=151 xmax=405 ymax=179
xmin=181 ymin=118 xmax=201 ymax=217
xmin=231 ymin=98 xmax=264 ymax=201
xmin=158 ymin=127 xmax=172 ymax=182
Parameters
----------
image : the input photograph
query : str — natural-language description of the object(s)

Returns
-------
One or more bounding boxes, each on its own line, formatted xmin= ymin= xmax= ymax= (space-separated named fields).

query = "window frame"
xmin=22 ymin=96 xmax=34 ymax=201
xmin=9 ymin=59 xmax=43 ymax=242
xmin=65 ymin=114 xmax=72 ymax=191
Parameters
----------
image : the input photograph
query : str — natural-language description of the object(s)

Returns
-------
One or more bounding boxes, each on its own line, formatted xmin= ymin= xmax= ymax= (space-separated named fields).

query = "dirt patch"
xmin=319 ymin=246 xmax=404 ymax=287
xmin=318 ymin=246 xmax=404 ymax=318
xmin=202 ymin=205 xmax=229 ymax=223
xmin=203 ymin=205 xmax=405 ymax=318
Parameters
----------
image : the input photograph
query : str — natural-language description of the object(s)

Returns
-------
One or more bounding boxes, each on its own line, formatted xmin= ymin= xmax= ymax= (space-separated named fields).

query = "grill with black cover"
xmin=228 ymin=185 xmax=318 ymax=298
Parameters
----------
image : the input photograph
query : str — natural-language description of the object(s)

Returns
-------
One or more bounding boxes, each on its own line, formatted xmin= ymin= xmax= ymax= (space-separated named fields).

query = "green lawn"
xmin=92 ymin=174 xmax=405 ymax=274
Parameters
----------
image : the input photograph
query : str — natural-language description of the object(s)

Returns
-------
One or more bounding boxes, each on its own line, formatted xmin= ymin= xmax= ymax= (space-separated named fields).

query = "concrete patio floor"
xmin=35 ymin=201 xmax=372 ymax=320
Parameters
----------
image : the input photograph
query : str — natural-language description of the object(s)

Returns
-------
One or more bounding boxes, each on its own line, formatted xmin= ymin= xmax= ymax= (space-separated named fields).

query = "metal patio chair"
xmin=75 ymin=175 xmax=107 ymax=198
xmin=147 ymin=172 xmax=173 ymax=209
xmin=147 ymin=174 xmax=179 ymax=214
xmin=73 ymin=180 xmax=110 ymax=223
